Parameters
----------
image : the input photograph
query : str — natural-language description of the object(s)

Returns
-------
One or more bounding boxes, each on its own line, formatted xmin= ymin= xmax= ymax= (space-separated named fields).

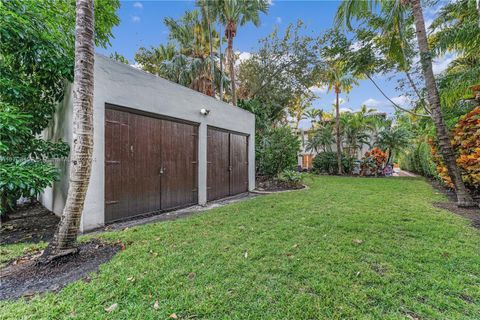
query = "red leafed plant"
xmin=360 ymin=147 xmax=388 ymax=176
xmin=430 ymin=106 xmax=480 ymax=194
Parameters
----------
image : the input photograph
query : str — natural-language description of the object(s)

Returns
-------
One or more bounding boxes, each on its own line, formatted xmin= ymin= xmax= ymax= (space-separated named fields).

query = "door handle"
xmin=159 ymin=167 xmax=164 ymax=175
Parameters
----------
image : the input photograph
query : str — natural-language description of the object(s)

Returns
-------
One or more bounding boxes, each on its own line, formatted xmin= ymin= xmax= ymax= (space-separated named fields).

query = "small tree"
xmin=257 ymin=126 xmax=300 ymax=177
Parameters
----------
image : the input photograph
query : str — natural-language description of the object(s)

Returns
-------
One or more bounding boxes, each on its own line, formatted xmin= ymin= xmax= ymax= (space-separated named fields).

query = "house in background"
xmin=40 ymin=54 xmax=255 ymax=232
xmin=296 ymin=112 xmax=388 ymax=170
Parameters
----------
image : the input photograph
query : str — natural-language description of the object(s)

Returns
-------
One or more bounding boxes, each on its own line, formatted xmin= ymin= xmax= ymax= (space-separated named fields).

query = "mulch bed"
xmin=255 ymin=176 xmax=305 ymax=192
xmin=1 ymin=203 xmax=59 ymax=245
xmin=429 ymin=179 xmax=480 ymax=229
xmin=0 ymin=240 xmax=121 ymax=301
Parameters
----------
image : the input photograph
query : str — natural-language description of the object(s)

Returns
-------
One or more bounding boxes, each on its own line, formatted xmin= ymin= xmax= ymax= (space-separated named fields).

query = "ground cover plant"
xmin=0 ymin=176 xmax=479 ymax=319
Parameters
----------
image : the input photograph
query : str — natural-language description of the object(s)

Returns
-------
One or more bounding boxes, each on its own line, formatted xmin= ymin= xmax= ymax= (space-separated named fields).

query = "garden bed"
xmin=0 ymin=239 xmax=121 ymax=301
xmin=429 ymin=179 xmax=480 ymax=229
xmin=0 ymin=203 xmax=59 ymax=245
xmin=255 ymin=176 xmax=305 ymax=192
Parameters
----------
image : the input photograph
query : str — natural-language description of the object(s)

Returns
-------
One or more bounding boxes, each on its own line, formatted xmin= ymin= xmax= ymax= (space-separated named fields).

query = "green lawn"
xmin=1 ymin=176 xmax=479 ymax=319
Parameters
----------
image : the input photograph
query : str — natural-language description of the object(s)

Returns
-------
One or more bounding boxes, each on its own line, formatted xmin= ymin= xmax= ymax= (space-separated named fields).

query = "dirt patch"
xmin=1 ymin=203 xmax=59 ymax=245
xmin=255 ymin=176 xmax=305 ymax=192
xmin=433 ymin=202 xmax=480 ymax=229
xmin=0 ymin=240 xmax=120 ymax=301
xmin=429 ymin=179 xmax=480 ymax=229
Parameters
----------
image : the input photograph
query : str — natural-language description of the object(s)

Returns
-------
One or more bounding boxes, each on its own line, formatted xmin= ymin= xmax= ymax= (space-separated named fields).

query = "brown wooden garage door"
xmin=207 ymin=127 xmax=248 ymax=201
xmin=105 ymin=107 xmax=198 ymax=222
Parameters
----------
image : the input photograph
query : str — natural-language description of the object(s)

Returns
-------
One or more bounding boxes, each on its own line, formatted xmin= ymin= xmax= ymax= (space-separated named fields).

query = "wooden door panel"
xmin=230 ymin=133 xmax=248 ymax=195
xmin=105 ymin=109 xmax=162 ymax=222
xmin=160 ymin=120 xmax=197 ymax=210
xmin=207 ymin=128 xmax=230 ymax=201
xmin=105 ymin=109 xmax=130 ymax=222
xmin=130 ymin=114 xmax=161 ymax=215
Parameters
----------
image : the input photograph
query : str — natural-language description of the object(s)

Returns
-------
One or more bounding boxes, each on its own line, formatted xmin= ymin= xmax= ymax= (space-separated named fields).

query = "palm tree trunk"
xmin=335 ymin=89 xmax=342 ymax=175
xmin=219 ymin=24 xmax=224 ymax=102
xmin=227 ymin=35 xmax=237 ymax=106
xmin=44 ymin=0 xmax=95 ymax=258
xmin=410 ymin=0 xmax=474 ymax=207
xmin=204 ymin=3 xmax=215 ymax=98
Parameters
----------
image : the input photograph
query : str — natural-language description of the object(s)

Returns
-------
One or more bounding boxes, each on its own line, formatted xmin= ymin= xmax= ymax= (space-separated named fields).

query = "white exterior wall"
xmin=41 ymin=54 xmax=255 ymax=231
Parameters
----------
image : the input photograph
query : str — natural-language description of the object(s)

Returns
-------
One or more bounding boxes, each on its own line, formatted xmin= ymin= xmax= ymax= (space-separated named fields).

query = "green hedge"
xmin=398 ymin=141 xmax=438 ymax=178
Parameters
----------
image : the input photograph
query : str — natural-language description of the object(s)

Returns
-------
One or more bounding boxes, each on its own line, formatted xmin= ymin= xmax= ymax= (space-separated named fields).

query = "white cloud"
xmin=391 ymin=95 xmax=411 ymax=107
xmin=267 ymin=0 xmax=274 ymax=5
xmin=235 ymin=51 xmax=251 ymax=66
xmin=350 ymin=41 xmax=362 ymax=52
xmin=276 ymin=17 xmax=282 ymax=24
xmin=309 ymin=85 xmax=328 ymax=95
xmin=133 ymin=2 xmax=143 ymax=9
xmin=132 ymin=15 xmax=141 ymax=23
xmin=340 ymin=107 xmax=353 ymax=113
xmin=432 ymin=53 xmax=456 ymax=75
xmin=130 ymin=63 xmax=142 ymax=69
xmin=331 ymin=97 xmax=346 ymax=106
xmin=362 ymin=98 xmax=390 ymax=108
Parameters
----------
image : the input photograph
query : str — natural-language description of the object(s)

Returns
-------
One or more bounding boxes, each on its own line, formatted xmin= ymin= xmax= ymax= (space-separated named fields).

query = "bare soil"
xmin=430 ymin=179 xmax=480 ymax=229
xmin=255 ymin=176 xmax=305 ymax=192
xmin=0 ymin=240 xmax=121 ymax=301
xmin=1 ymin=203 xmax=59 ymax=245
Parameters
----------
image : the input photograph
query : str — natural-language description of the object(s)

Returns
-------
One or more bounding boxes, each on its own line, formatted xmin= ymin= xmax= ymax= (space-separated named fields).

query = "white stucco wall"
xmin=41 ymin=54 xmax=255 ymax=231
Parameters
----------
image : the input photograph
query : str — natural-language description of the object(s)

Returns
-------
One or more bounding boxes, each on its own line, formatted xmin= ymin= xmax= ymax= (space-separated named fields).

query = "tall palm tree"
xmin=164 ymin=10 xmax=220 ymax=96
xmin=335 ymin=0 xmax=475 ymax=206
xmin=212 ymin=0 xmax=268 ymax=105
xmin=197 ymin=0 xmax=216 ymax=97
xmin=322 ymin=60 xmax=358 ymax=174
xmin=45 ymin=0 xmax=95 ymax=258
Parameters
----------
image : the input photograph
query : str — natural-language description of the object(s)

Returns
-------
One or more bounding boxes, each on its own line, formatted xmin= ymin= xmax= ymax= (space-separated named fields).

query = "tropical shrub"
xmin=0 ymin=105 xmax=69 ymax=216
xmin=398 ymin=141 xmax=437 ymax=178
xmin=257 ymin=126 xmax=301 ymax=177
xmin=430 ymin=107 xmax=480 ymax=193
xmin=277 ymin=169 xmax=304 ymax=188
xmin=312 ymin=152 xmax=354 ymax=175
xmin=0 ymin=0 xmax=119 ymax=217
xmin=359 ymin=148 xmax=387 ymax=176
xmin=0 ymin=161 xmax=59 ymax=215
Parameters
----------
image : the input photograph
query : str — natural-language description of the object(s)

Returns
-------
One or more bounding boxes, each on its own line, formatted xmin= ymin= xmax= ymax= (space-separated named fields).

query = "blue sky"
xmin=97 ymin=0 xmax=449 ymax=128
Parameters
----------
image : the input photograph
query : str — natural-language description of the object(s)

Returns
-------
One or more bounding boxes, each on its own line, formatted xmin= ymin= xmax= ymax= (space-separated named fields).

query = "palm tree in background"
xmin=305 ymin=108 xmax=324 ymax=127
xmin=44 ymin=0 xmax=95 ymax=258
xmin=197 ymin=0 xmax=216 ymax=97
xmin=306 ymin=123 xmax=335 ymax=153
xmin=335 ymin=0 xmax=475 ymax=207
xmin=212 ymin=0 xmax=269 ymax=105
xmin=376 ymin=126 xmax=411 ymax=165
xmin=341 ymin=111 xmax=372 ymax=158
xmin=164 ymin=10 xmax=220 ymax=96
xmin=322 ymin=60 xmax=358 ymax=174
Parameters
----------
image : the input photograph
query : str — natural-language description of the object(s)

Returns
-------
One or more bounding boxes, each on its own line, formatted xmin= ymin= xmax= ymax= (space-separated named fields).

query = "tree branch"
xmin=365 ymin=73 xmax=430 ymax=118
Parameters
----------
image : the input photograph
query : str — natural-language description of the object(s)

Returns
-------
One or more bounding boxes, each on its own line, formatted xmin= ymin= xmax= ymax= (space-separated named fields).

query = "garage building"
xmin=40 ymin=54 xmax=255 ymax=232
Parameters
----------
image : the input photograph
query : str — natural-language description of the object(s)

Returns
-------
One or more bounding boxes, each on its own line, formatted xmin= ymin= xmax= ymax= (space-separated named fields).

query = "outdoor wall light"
xmin=200 ymin=108 xmax=210 ymax=116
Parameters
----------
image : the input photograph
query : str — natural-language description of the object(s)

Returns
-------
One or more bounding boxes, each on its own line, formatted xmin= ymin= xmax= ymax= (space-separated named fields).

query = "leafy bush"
xmin=430 ymin=107 xmax=480 ymax=193
xmin=257 ymin=126 xmax=300 ymax=177
xmin=359 ymin=148 xmax=387 ymax=176
xmin=312 ymin=152 xmax=354 ymax=175
xmin=0 ymin=105 xmax=68 ymax=216
xmin=399 ymin=141 xmax=438 ymax=178
xmin=277 ymin=169 xmax=304 ymax=188
xmin=0 ymin=160 xmax=59 ymax=215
